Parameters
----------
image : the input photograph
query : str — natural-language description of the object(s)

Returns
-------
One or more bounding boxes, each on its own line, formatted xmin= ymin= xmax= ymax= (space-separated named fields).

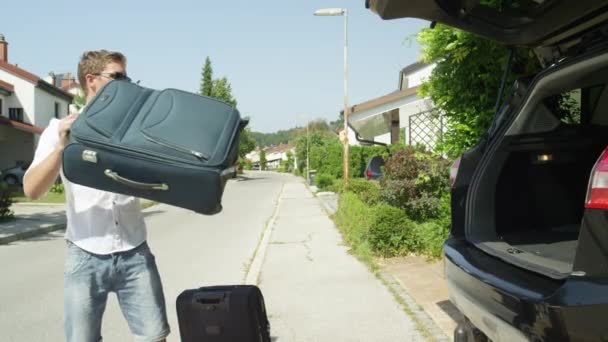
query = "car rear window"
xmin=542 ymin=84 xmax=606 ymax=126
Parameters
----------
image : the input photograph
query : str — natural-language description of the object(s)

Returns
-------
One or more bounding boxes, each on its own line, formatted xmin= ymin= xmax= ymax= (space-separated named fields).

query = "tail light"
xmin=365 ymin=169 xmax=372 ymax=179
xmin=586 ymin=147 xmax=608 ymax=209
xmin=450 ymin=156 xmax=462 ymax=188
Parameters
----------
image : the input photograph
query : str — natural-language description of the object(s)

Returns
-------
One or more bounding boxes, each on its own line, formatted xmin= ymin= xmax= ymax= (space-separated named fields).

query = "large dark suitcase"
xmin=176 ymin=285 xmax=271 ymax=342
xmin=62 ymin=79 xmax=247 ymax=215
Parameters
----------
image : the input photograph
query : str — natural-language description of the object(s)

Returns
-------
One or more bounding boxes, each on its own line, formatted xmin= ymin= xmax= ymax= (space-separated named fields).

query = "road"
xmin=0 ymin=171 xmax=424 ymax=342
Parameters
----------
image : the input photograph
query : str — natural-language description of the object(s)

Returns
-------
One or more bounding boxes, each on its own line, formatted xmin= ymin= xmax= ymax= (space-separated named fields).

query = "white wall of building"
xmin=0 ymin=93 xmax=6 ymax=117
xmin=374 ymin=132 xmax=391 ymax=144
xmin=0 ymin=69 xmax=36 ymax=125
xmin=34 ymin=88 xmax=69 ymax=128
xmin=404 ymin=64 xmax=435 ymax=88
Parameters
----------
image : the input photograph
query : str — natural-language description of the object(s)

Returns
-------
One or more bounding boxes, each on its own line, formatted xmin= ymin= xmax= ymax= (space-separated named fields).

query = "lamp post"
xmin=314 ymin=7 xmax=349 ymax=189
xmin=297 ymin=114 xmax=311 ymax=183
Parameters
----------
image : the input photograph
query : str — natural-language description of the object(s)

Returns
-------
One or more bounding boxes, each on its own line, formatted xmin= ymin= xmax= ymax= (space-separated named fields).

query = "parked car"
xmin=1 ymin=164 xmax=29 ymax=186
xmin=367 ymin=1 xmax=608 ymax=341
xmin=364 ymin=155 xmax=384 ymax=180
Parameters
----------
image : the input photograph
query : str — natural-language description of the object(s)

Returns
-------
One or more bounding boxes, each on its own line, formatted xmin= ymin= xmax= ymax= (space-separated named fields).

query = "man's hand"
xmin=57 ymin=113 xmax=79 ymax=150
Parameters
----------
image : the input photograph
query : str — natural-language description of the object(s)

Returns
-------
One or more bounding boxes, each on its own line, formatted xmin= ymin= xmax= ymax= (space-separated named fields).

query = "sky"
xmin=2 ymin=0 xmax=428 ymax=133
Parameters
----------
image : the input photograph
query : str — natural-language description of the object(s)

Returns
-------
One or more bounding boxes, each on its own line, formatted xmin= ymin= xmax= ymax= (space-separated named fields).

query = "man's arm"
xmin=23 ymin=113 xmax=79 ymax=200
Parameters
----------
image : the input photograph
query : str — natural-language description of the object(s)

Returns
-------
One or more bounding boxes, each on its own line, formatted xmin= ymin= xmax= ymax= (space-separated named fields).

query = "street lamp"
xmin=297 ymin=114 xmax=311 ymax=183
xmin=314 ymin=7 xmax=349 ymax=189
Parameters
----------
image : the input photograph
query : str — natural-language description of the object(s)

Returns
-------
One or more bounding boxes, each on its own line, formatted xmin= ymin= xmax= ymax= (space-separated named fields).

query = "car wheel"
xmin=3 ymin=175 xmax=18 ymax=186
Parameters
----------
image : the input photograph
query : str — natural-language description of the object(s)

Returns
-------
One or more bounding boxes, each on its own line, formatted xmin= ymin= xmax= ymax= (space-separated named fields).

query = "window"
xmin=0 ymin=98 xmax=3 ymax=116
xmin=542 ymin=84 xmax=606 ymax=126
xmin=9 ymin=108 xmax=23 ymax=122
xmin=54 ymin=102 xmax=60 ymax=119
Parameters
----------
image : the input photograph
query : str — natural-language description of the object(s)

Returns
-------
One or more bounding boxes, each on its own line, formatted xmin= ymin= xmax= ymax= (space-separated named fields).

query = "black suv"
xmin=366 ymin=1 xmax=608 ymax=341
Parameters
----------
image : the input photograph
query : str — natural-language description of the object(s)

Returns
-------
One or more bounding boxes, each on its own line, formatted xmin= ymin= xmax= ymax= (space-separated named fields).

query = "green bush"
xmin=306 ymin=135 xmax=393 ymax=179
xmin=243 ymin=159 xmax=253 ymax=170
xmin=380 ymin=146 xmax=450 ymax=221
xmin=410 ymin=220 xmax=450 ymax=258
xmin=50 ymin=183 xmax=64 ymax=194
xmin=0 ymin=181 xmax=14 ymax=221
xmin=334 ymin=192 xmax=375 ymax=266
xmin=347 ymin=178 xmax=381 ymax=205
xmin=314 ymin=173 xmax=335 ymax=190
xmin=368 ymin=204 xmax=413 ymax=257
xmin=327 ymin=178 xmax=344 ymax=194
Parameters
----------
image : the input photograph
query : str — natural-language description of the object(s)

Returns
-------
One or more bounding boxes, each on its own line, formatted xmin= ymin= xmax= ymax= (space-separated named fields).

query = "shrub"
xmin=368 ymin=204 xmax=413 ymax=257
xmin=334 ymin=192 xmax=375 ymax=265
xmin=347 ymin=178 xmax=381 ymax=205
xmin=314 ymin=173 xmax=335 ymax=190
xmin=327 ymin=178 xmax=344 ymax=194
xmin=50 ymin=183 xmax=64 ymax=194
xmin=243 ymin=159 xmax=253 ymax=170
xmin=410 ymin=220 xmax=450 ymax=258
xmin=380 ymin=146 xmax=450 ymax=221
xmin=0 ymin=181 xmax=14 ymax=221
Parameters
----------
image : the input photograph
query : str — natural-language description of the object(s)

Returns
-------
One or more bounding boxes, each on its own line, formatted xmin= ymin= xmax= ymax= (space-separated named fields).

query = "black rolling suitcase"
xmin=62 ymin=79 xmax=247 ymax=215
xmin=176 ymin=285 xmax=270 ymax=342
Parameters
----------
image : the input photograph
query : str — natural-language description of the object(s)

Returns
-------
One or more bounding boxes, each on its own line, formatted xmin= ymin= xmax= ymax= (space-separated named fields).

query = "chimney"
xmin=49 ymin=72 xmax=56 ymax=87
xmin=0 ymin=33 xmax=7 ymax=63
xmin=61 ymin=72 xmax=74 ymax=89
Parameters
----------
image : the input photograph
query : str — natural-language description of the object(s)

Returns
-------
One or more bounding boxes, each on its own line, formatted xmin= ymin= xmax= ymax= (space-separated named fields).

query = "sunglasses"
xmin=94 ymin=72 xmax=131 ymax=82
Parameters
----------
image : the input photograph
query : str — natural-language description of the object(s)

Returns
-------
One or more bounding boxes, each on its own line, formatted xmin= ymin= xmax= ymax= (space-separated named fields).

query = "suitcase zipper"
xmin=71 ymin=133 xmax=211 ymax=168
xmin=141 ymin=131 xmax=209 ymax=161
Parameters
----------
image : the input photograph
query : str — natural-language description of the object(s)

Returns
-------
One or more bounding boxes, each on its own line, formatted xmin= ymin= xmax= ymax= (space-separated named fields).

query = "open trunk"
xmin=467 ymin=52 xmax=608 ymax=279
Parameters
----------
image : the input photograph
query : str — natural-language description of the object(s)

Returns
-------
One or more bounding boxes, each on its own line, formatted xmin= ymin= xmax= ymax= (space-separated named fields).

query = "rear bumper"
xmin=444 ymin=238 xmax=608 ymax=341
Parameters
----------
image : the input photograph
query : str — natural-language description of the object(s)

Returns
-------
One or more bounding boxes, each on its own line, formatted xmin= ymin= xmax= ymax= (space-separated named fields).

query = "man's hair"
xmin=77 ymin=50 xmax=127 ymax=95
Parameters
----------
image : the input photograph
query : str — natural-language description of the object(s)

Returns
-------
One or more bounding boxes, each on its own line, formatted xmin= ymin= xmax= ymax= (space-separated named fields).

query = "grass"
xmin=11 ymin=191 xmax=65 ymax=204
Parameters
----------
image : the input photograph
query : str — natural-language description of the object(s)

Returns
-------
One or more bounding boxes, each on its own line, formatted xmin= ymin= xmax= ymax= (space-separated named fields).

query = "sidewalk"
xmin=316 ymin=190 xmax=461 ymax=341
xmin=0 ymin=203 xmax=67 ymax=245
xmin=381 ymin=257 xmax=465 ymax=340
xmin=255 ymin=178 xmax=426 ymax=342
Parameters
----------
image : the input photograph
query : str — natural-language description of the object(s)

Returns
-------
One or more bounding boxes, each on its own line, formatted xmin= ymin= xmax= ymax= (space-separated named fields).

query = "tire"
xmin=3 ymin=175 xmax=19 ymax=186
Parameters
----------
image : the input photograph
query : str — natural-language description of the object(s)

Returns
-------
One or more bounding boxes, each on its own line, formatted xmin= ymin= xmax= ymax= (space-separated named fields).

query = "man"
xmin=23 ymin=50 xmax=170 ymax=342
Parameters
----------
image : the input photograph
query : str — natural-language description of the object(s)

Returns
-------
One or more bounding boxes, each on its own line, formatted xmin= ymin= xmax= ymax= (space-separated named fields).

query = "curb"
xmin=0 ymin=223 xmax=66 ymax=245
xmin=379 ymin=271 xmax=450 ymax=342
xmin=11 ymin=203 xmax=66 ymax=207
xmin=244 ymin=184 xmax=285 ymax=285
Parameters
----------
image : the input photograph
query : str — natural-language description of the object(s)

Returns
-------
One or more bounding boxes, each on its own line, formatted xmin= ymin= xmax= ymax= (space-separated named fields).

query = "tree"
xmin=417 ymin=24 xmax=541 ymax=157
xmin=211 ymin=77 xmax=237 ymax=107
xmin=200 ymin=57 xmax=213 ymax=97
xmin=72 ymin=93 xmax=86 ymax=111
xmin=238 ymin=128 xmax=256 ymax=159
xmin=260 ymin=150 xmax=267 ymax=171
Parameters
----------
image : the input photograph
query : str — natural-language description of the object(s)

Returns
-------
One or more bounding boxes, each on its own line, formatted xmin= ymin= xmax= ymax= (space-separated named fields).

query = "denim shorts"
xmin=63 ymin=241 xmax=170 ymax=342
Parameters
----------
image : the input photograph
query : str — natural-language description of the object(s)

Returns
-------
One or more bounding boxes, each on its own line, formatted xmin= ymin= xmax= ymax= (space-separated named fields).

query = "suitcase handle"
xmin=193 ymin=292 xmax=226 ymax=304
xmin=104 ymin=169 xmax=169 ymax=191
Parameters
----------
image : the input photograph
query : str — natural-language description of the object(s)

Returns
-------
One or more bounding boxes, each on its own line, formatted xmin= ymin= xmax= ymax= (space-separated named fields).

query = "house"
xmin=246 ymin=144 xmax=296 ymax=170
xmin=43 ymin=72 xmax=83 ymax=97
xmin=345 ymin=62 xmax=443 ymax=151
xmin=0 ymin=34 xmax=74 ymax=170
xmin=265 ymin=143 xmax=294 ymax=170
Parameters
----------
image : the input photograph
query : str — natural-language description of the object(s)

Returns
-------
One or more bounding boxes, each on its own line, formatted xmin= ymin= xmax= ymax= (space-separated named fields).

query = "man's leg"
xmin=115 ymin=242 xmax=170 ymax=342
xmin=64 ymin=242 xmax=110 ymax=342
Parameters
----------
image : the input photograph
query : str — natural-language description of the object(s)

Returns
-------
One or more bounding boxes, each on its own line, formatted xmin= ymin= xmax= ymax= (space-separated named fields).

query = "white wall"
xmin=34 ymin=88 xmax=70 ymax=128
xmin=347 ymin=126 xmax=360 ymax=146
xmin=0 ymin=69 xmax=36 ymax=125
xmin=406 ymin=64 xmax=435 ymax=88
xmin=0 ymin=94 xmax=5 ymax=117
xmin=374 ymin=132 xmax=391 ymax=144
